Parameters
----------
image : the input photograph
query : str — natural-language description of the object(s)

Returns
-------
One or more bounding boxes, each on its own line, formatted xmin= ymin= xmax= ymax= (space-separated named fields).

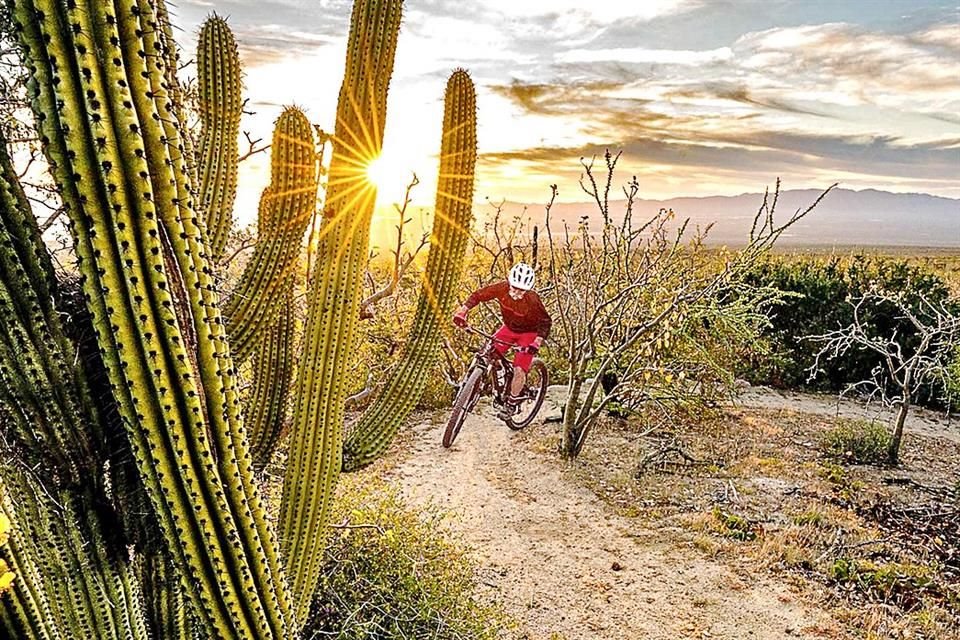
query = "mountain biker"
xmin=452 ymin=262 xmax=551 ymax=421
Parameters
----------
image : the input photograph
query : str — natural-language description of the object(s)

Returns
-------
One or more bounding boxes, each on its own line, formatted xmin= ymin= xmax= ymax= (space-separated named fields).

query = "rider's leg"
xmin=507 ymin=332 xmax=538 ymax=401
xmin=510 ymin=366 xmax=526 ymax=397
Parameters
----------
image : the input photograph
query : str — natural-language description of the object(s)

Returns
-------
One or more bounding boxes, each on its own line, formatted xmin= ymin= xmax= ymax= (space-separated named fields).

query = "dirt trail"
xmin=736 ymin=385 xmax=960 ymax=444
xmin=384 ymin=397 xmax=838 ymax=640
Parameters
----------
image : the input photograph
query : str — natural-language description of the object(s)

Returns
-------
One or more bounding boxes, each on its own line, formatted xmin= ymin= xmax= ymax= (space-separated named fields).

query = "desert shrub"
xmin=710 ymin=507 xmax=760 ymax=541
xmin=304 ymin=476 xmax=505 ymax=639
xmin=742 ymin=255 xmax=959 ymax=410
xmin=828 ymin=559 xmax=939 ymax=609
xmin=821 ymin=418 xmax=892 ymax=465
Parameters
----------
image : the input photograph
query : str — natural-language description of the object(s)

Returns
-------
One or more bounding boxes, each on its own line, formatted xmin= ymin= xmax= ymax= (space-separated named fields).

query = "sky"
xmin=170 ymin=0 xmax=960 ymax=228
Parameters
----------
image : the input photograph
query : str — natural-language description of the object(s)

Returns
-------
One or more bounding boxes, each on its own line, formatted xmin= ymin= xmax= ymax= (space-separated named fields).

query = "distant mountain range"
xmin=498 ymin=188 xmax=960 ymax=249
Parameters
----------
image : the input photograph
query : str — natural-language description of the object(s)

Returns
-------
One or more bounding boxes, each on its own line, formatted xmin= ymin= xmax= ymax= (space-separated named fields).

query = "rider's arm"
xmin=455 ymin=281 xmax=507 ymax=323
xmin=463 ymin=281 xmax=508 ymax=310
xmin=532 ymin=292 xmax=551 ymax=345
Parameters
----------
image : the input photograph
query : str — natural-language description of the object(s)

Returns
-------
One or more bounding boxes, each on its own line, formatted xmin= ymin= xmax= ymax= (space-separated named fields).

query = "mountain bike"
xmin=442 ymin=325 xmax=549 ymax=448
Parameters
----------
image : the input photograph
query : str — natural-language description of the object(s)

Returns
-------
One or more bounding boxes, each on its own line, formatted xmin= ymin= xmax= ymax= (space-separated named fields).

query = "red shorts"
xmin=493 ymin=325 xmax=539 ymax=372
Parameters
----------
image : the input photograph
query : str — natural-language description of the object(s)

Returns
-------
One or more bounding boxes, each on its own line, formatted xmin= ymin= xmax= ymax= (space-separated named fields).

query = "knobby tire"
xmin=443 ymin=367 xmax=483 ymax=448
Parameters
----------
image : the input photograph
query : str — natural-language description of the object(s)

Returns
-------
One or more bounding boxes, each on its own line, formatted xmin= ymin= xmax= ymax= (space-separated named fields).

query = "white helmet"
xmin=508 ymin=262 xmax=535 ymax=290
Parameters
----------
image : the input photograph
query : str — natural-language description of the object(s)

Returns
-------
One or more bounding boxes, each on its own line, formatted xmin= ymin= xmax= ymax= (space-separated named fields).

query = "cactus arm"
xmin=342 ymin=69 xmax=477 ymax=471
xmin=248 ymin=279 xmax=296 ymax=472
xmin=10 ymin=0 xmax=294 ymax=634
xmin=196 ymin=15 xmax=242 ymax=261
xmin=279 ymin=0 xmax=403 ymax=616
xmin=0 ymin=497 xmax=59 ymax=640
xmin=223 ymin=108 xmax=316 ymax=363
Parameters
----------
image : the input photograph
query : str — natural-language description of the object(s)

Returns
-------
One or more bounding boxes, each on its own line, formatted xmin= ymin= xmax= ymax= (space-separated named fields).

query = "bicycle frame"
xmin=461 ymin=326 xmax=516 ymax=405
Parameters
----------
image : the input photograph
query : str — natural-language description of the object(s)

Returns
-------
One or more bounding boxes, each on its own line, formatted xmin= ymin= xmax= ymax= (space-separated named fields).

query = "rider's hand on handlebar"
xmin=452 ymin=307 xmax=468 ymax=328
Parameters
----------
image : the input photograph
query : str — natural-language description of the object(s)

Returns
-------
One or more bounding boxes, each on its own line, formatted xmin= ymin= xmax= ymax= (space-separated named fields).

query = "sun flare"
xmin=364 ymin=151 xmax=419 ymax=205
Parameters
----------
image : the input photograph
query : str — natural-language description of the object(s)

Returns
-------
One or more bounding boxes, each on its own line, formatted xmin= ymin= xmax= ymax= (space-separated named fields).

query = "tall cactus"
xmin=8 ymin=0 xmax=293 ymax=635
xmin=196 ymin=14 xmax=243 ymax=262
xmin=223 ymin=107 xmax=315 ymax=364
xmin=1 ymin=0 xmax=481 ymax=635
xmin=342 ymin=69 xmax=477 ymax=471
xmin=1 ymin=125 xmax=151 ymax=640
xmin=280 ymin=0 xmax=403 ymax=616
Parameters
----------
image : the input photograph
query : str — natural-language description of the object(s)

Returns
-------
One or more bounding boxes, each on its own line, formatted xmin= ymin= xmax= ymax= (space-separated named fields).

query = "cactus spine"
xmin=9 ymin=0 xmax=293 ymax=635
xmin=280 ymin=0 xmax=403 ymax=616
xmin=223 ymin=107 xmax=315 ymax=363
xmin=197 ymin=14 xmax=243 ymax=262
xmin=342 ymin=69 xmax=477 ymax=471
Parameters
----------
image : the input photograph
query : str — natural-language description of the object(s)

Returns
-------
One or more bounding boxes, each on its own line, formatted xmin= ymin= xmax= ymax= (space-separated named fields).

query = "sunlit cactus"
xmin=280 ymin=0 xmax=404 ymax=617
xmin=197 ymin=14 xmax=243 ymax=261
xmin=8 ymin=0 xmax=294 ymax=635
xmin=342 ymin=69 xmax=477 ymax=471
xmin=1 ymin=126 xmax=150 ymax=639
xmin=0 ymin=0 xmax=462 ymax=634
xmin=224 ymin=107 xmax=316 ymax=363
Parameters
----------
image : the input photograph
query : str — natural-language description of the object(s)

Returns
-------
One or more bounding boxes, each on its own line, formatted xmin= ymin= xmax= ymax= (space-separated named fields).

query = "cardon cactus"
xmin=223 ymin=107 xmax=315 ymax=364
xmin=280 ymin=0 xmax=403 ymax=616
xmin=196 ymin=14 xmax=243 ymax=262
xmin=1 ymin=128 xmax=150 ymax=639
xmin=1 ymin=0 xmax=478 ymax=635
xmin=342 ymin=69 xmax=477 ymax=471
xmin=8 ymin=0 xmax=294 ymax=635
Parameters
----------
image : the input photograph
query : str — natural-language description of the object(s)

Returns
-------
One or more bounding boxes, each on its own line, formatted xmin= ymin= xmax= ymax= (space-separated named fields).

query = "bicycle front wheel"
xmin=443 ymin=367 xmax=483 ymax=448
xmin=507 ymin=359 xmax=548 ymax=430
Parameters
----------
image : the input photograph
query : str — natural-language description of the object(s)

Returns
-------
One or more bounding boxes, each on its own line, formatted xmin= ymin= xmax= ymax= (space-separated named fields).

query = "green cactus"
xmin=247 ymin=278 xmax=296 ymax=473
xmin=280 ymin=0 xmax=403 ymax=616
xmin=9 ymin=0 xmax=293 ymax=635
xmin=1 ymin=125 xmax=152 ymax=640
xmin=196 ymin=14 xmax=243 ymax=262
xmin=342 ymin=69 xmax=477 ymax=471
xmin=2 ymin=0 xmax=480 ymax=635
xmin=223 ymin=107 xmax=315 ymax=364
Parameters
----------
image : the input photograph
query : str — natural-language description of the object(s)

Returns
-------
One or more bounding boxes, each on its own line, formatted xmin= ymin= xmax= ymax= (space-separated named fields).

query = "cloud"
xmin=557 ymin=46 xmax=733 ymax=66
xmin=735 ymin=23 xmax=960 ymax=110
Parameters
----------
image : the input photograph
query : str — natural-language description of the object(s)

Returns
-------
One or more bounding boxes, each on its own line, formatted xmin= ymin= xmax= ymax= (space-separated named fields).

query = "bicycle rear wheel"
xmin=443 ymin=367 xmax=483 ymax=448
xmin=507 ymin=359 xmax=548 ymax=430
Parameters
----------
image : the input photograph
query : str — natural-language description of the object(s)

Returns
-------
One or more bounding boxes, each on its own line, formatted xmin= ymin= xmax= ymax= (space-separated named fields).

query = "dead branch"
xmin=237 ymin=130 xmax=269 ymax=163
xmin=360 ymin=173 xmax=426 ymax=319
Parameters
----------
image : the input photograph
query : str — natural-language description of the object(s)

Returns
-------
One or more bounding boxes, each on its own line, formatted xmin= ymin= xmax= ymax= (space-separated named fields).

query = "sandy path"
xmin=736 ymin=385 xmax=960 ymax=444
xmin=383 ymin=399 xmax=837 ymax=640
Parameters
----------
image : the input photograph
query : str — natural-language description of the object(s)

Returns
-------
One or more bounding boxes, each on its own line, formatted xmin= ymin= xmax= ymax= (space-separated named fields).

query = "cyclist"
xmin=452 ymin=262 xmax=551 ymax=420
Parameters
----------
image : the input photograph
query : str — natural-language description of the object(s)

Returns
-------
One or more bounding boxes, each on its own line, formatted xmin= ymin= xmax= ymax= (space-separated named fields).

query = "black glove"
xmin=521 ymin=345 xmax=539 ymax=355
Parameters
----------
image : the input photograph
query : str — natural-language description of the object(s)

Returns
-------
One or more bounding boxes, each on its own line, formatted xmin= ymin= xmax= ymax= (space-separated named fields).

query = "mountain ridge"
xmin=494 ymin=187 xmax=960 ymax=248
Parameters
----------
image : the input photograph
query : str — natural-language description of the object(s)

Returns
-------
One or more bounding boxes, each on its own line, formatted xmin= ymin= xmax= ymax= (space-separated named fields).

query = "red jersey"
xmin=464 ymin=280 xmax=552 ymax=338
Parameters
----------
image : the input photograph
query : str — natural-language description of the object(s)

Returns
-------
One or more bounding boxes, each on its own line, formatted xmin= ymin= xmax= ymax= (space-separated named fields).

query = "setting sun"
xmin=364 ymin=150 xmax=420 ymax=207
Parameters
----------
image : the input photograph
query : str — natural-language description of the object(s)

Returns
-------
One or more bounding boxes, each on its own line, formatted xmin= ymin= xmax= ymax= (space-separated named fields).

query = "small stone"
xmin=611 ymin=561 xmax=623 ymax=571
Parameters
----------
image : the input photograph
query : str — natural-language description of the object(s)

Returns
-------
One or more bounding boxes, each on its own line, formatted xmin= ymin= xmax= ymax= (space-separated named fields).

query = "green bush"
xmin=711 ymin=507 xmax=759 ymax=541
xmin=828 ymin=558 xmax=937 ymax=608
xmin=304 ymin=476 xmax=505 ymax=639
xmin=821 ymin=418 xmax=892 ymax=464
xmin=741 ymin=255 xmax=959 ymax=410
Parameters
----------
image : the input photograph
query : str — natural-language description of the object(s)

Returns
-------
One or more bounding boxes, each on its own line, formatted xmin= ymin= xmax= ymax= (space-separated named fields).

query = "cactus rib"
xmin=223 ymin=107 xmax=315 ymax=363
xmin=248 ymin=278 xmax=296 ymax=472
